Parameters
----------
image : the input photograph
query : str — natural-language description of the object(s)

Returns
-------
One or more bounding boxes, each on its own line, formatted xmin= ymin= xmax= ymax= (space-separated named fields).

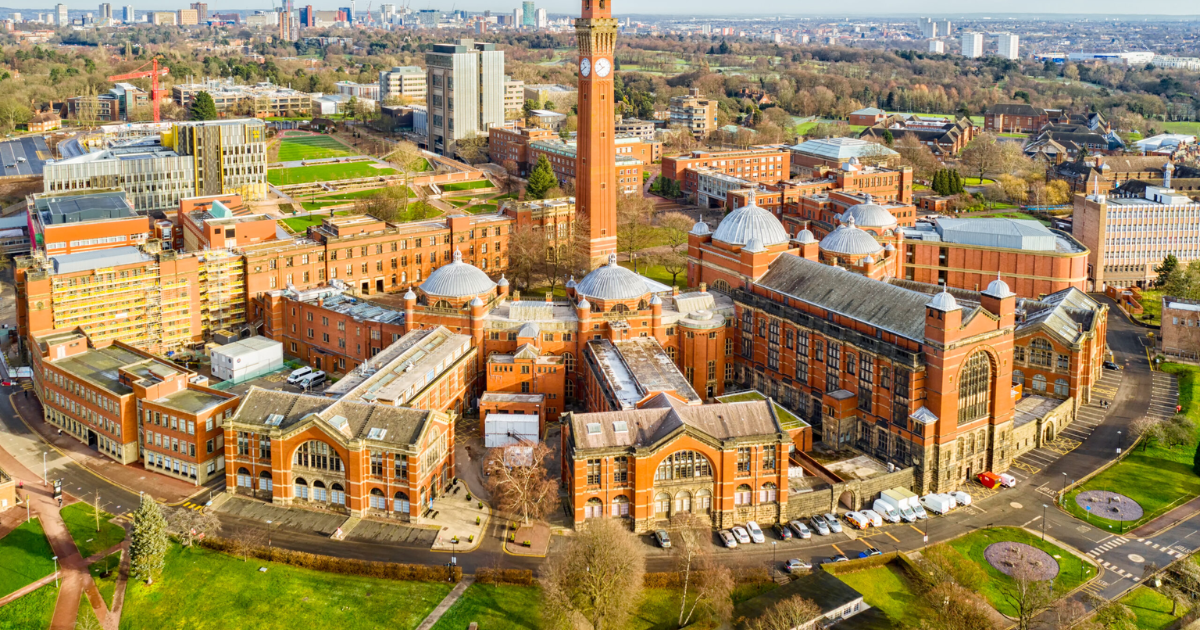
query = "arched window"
xmin=394 ymin=491 xmax=410 ymax=514
xmin=294 ymin=441 xmax=344 ymax=472
xmin=434 ymin=300 xmax=453 ymax=309
xmin=957 ymin=351 xmax=992 ymax=426
xmin=675 ymin=491 xmax=692 ymax=512
xmin=259 ymin=471 xmax=273 ymax=492
xmin=1032 ymin=374 xmax=1047 ymax=392
xmin=712 ymin=279 xmax=732 ymax=294
xmin=734 ymin=484 xmax=753 ymax=506
xmin=294 ymin=477 xmax=309 ymax=500
xmin=331 ymin=483 xmax=346 ymax=506
xmin=1012 ymin=370 xmax=1025 ymax=386
xmin=696 ymin=489 xmax=712 ymax=511
xmin=236 ymin=467 xmax=252 ymax=488
xmin=312 ymin=480 xmax=327 ymax=502
xmin=584 ymin=497 xmax=604 ymax=518
xmin=369 ymin=488 xmax=386 ymax=510
xmin=611 ymin=495 xmax=630 ymax=517
xmin=1054 ymin=378 xmax=1069 ymax=397
xmin=1029 ymin=339 xmax=1054 ymax=368
xmin=565 ymin=379 xmax=575 ymax=399
xmin=563 ymin=352 xmax=575 ymax=372
xmin=760 ymin=482 xmax=777 ymax=503
xmin=611 ymin=303 xmax=629 ymax=313
xmin=654 ymin=492 xmax=671 ymax=514
xmin=667 ymin=346 xmax=677 ymax=364
xmin=655 ymin=451 xmax=712 ymax=480
xmin=638 ymin=299 xmax=648 ymax=310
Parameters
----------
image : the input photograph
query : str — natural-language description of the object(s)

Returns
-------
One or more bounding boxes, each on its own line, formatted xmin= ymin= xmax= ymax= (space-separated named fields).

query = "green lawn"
xmin=944 ymin=527 xmax=1096 ymax=617
xmin=1137 ymin=288 xmax=1163 ymax=326
xmin=89 ymin=552 xmax=122 ymax=609
xmin=980 ymin=212 xmax=1051 ymax=225
xmin=78 ymin=593 xmax=100 ymax=628
xmin=616 ymin=261 xmax=686 ymax=290
xmin=962 ymin=177 xmax=996 ymax=186
xmin=440 ymin=180 xmax=492 ymax=192
xmin=464 ymin=203 xmax=498 ymax=214
xmin=277 ymin=134 xmax=356 ymax=162
xmin=837 ymin=565 xmax=930 ymax=628
xmin=717 ymin=391 xmax=807 ymax=428
xmin=120 ymin=544 xmax=452 ymax=630
xmin=1158 ymin=121 xmax=1200 ymax=136
xmin=0 ymin=518 xmax=57 ymax=597
xmin=280 ymin=214 xmax=336 ymax=232
xmin=913 ymin=184 xmax=930 ymax=191
xmin=1119 ymin=586 xmax=1187 ymax=630
xmin=0 ymin=583 xmax=58 ymax=630
xmin=1064 ymin=363 xmax=1200 ymax=531
xmin=61 ymin=502 xmax=126 ymax=560
xmin=430 ymin=583 xmax=542 ymax=630
xmin=268 ymin=161 xmax=398 ymax=185
xmin=718 ymin=392 xmax=767 ymax=403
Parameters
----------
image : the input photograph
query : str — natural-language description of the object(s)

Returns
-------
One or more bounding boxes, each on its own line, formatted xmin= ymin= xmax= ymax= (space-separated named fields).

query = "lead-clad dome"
xmin=711 ymin=191 xmax=789 ymax=248
xmin=927 ymin=290 xmax=960 ymax=312
xmin=983 ymin=278 xmax=1015 ymax=299
xmin=419 ymin=249 xmax=497 ymax=298
xmin=575 ymin=254 xmax=653 ymax=301
xmin=819 ymin=217 xmax=884 ymax=257
xmin=840 ymin=202 xmax=897 ymax=229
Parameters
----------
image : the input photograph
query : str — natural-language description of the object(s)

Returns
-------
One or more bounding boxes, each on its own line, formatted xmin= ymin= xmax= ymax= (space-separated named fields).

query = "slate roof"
xmin=755 ymin=254 xmax=931 ymax=341
xmin=988 ymin=103 xmax=1045 ymax=117
xmin=230 ymin=386 xmax=434 ymax=447
xmin=570 ymin=393 xmax=780 ymax=450
xmin=1018 ymin=287 xmax=1101 ymax=347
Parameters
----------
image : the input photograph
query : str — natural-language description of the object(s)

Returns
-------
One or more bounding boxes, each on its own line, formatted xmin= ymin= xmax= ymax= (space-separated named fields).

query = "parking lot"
xmin=0 ymin=136 xmax=50 ymax=176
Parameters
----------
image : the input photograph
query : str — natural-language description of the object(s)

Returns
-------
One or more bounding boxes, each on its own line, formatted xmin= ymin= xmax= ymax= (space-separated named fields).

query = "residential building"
xmin=918 ymin=17 xmax=951 ymax=38
xmin=67 ymin=83 xmax=150 ymax=123
xmin=425 ymin=38 xmax=505 ymax=158
xmin=961 ymin=32 xmax=983 ymax=58
xmin=378 ymin=66 xmax=427 ymax=104
xmin=669 ymin=88 xmax=719 ymax=139
xmin=123 ymin=5 xmax=134 ymax=22
xmin=848 ymin=107 xmax=887 ymax=127
xmin=615 ymin=117 xmax=657 ymax=140
xmin=534 ymin=7 xmax=546 ymax=28
xmin=177 ymin=8 xmax=198 ymax=24
xmin=662 ymin=147 xmax=791 ymax=195
xmin=172 ymin=79 xmax=312 ymax=118
xmin=858 ymin=114 xmax=977 ymax=156
xmin=503 ymin=77 xmax=525 ymax=114
xmin=488 ymin=126 xmax=558 ymax=172
xmin=929 ymin=40 xmax=944 ymax=54
xmin=997 ymin=33 xmax=1019 ymax=60
xmin=26 ymin=112 xmax=61 ymax=133
xmin=151 ymin=11 xmax=175 ymax=25
xmin=189 ymin=1 xmax=207 ymax=21
xmin=57 ymin=3 xmax=68 ymax=25
xmin=985 ymin=103 xmax=1050 ymax=133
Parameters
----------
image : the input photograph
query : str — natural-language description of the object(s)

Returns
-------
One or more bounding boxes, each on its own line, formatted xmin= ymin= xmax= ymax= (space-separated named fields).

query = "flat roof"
xmin=51 ymin=246 xmax=154 ymax=275
xmin=332 ymin=327 xmax=471 ymax=406
xmin=35 ymin=191 xmax=135 ymax=225
xmin=154 ymin=388 xmax=231 ymax=414
xmin=51 ymin=344 xmax=149 ymax=396
xmin=212 ymin=336 xmax=282 ymax=359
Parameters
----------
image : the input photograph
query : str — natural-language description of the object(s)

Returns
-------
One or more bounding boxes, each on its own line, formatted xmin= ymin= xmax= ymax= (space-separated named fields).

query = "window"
xmin=294 ymin=440 xmax=344 ymax=471
xmin=1012 ymin=370 xmax=1025 ymax=386
xmin=1029 ymin=339 xmax=1053 ymax=368
xmin=760 ymin=482 xmax=777 ymax=503
xmin=797 ymin=331 xmax=809 ymax=356
xmin=734 ymin=484 xmax=753 ymax=505
xmin=957 ymin=351 xmax=992 ymax=425
xmin=370 ymin=451 xmax=384 ymax=476
xmin=814 ymin=339 xmax=824 ymax=362
xmin=827 ymin=343 xmax=840 ymax=372
xmin=655 ymin=451 xmax=712 ymax=480
xmin=611 ymin=495 xmax=630 ymax=517
xmin=1056 ymin=354 xmax=1069 ymax=370
xmin=762 ymin=446 xmax=776 ymax=470
xmin=564 ymin=352 xmax=575 ymax=372
xmin=736 ymin=447 xmax=752 ymax=473
xmin=795 ymin=357 xmax=808 ymax=384
xmin=584 ymin=498 xmax=604 ymax=519
xmin=768 ymin=347 xmax=779 ymax=370
xmin=613 ymin=456 xmax=628 ymax=483
xmin=1054 ymin=378 xmax=1069 ymax=396
xmin=1033 ymin=374 xmax=1047 ymax=392
xmin=655 ymin=492 xmax=671 ymax=514
xmin=586 ymin=458 xmax=601 ymax=485
xmin=395 ymin=457 xmax=408 ymax=480
xmin=768 ymin=320 xmax=780 ymax=345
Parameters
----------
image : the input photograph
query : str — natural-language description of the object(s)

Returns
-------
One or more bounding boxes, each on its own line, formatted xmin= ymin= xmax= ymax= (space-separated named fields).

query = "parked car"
xmin=653 ymin=529 xmax=671 ymax=549
xmin=718 ymin=530 xmax=738 ymax=549
xmin=1104 ymin=361 xmax=1121 ymax=370
xmin=773 ymin=523 xmax=793 ymax=541
xmin=857 ymin=545 xmax=883 ymax=558
xmin=861 ymin=510 xmax=884 ymax=528
xmin=731 ymin=526 xmax=752 ymax=545
xmin=823 ymin=554 xmax=850 ymax=564
xmin=810 ymin=516 xmax=831 ymax=536
xmin=784 ymin=558 xmax=811 ymax=573
xmin=745 ymin=521 xmax=766 ymax=544
xmin=952 ymin=491 xmax=972 ymax=506
xmin=287 ymin=366 xmax=313 ymax=384
xmin=999 ymin=473 xmax=1018 ymax=488
xmin=822 ymin=513 xmax=843 ymax=533
xmin=844 ymin=512 xmax=871 ymax=529
xmin=788 ymin=520 xmax=812 ymax=539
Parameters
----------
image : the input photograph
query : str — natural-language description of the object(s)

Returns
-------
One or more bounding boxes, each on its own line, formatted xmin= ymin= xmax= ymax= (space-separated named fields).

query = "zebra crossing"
xmin=1088 ymin=535 xmax=1129 ymax=557
xmin=1141 ymin=538 xmax=1187 ymax=559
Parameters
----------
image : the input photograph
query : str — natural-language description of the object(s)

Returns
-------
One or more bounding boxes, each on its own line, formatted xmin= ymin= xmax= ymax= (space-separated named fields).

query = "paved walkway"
xmin=0 ymin=572 xmax=58 ymax=607
xmin=414 ymin=575 xmax=474 ymax=630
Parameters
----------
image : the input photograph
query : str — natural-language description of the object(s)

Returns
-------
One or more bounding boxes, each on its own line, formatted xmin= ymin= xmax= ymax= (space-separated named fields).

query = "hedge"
xmin=819 ymin=551 xmax=903 ymax=576
xmin=198 ymin=536 xmax=462 ymax=583
xmin=644 ymin=567 xmax=771 ymax=588
xmin=476 ymin=568 xmax=534 ymax=586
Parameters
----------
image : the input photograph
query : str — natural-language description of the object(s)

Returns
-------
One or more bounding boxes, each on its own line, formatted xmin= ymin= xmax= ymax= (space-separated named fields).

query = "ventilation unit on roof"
xmin=264 ymin=414 xmax=284 ymax=427
xmin=328 ymin=415 xmax=349 ymax=431
xmin=586 ymin=422 xmax=602 ymax=435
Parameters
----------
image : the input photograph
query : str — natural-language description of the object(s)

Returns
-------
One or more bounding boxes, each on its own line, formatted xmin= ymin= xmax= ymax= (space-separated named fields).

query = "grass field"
xmin=61 ymin=501 xmax=126 ymax=560
xmin=440 ymin=180 xmax=492 ymax=192
xmin=268 ymin=161 xmax=397 ymax=186
xmin=617 ymin=261 xmax=686 ymax=290
xmin=78 ymin=594 xmax=100 ymax=628
xmin=279 ymin=211 xmax=351 ymax=232
xmin=1119 ymin=585 xmax=1187 ymax=630
xmin=464 ymin=203 xmax=498 ymax=214
xmin=1137 ymin=288 xmax=1164 ymax=326
xmin=1065 ymin=363 xmax=1200 ymax=531
xmin=120 ymin=545 xmax=452 ymax=630
xmin=0 ymin=583 xmax=58 ymax=630
xmin=277 ymin=134 xmax=356 ymax=162
xmin=963 ymin=176 xmax=996 ymax=186
xmin=837 ymin=565 xmax=930 ymax=628
xmin=980 ymin=211 xmax=1052 ymax=226
xmin=945 ymin=527 xmax=1096 ymax=617
xmin=89 ymin=552 xmax=122 ymax=609
xmin=0 ymin=518 xmax=56 ymax=597
xmin=430 ymin=584 xmax=542 ymax=630
xmin=1158 ymin=121 xmax=1200 ymax=136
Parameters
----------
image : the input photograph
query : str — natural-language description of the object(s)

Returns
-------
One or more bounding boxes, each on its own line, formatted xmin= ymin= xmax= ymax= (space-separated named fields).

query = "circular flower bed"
xmin=984 ymin=542 xmax=1059 ymax=580
xmin=1074 ymin=490 xmax=1143 ymax=522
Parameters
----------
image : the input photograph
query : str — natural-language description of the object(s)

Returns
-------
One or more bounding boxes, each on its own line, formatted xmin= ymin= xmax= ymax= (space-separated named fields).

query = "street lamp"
xmin=1061 ymin=472 xmax=1068 ymax=506
xmin=1042 ymin=504 xmax=1048 ymax=541
xmin=42 ymin=451 xmax=47 ymax=486
xmin=51 ymin=556 xmax=58 ymax=588
xmin=772 ymin=541 xmax=777 ymax=567
xmin=266 ymin=520 xmax=273 ymax=547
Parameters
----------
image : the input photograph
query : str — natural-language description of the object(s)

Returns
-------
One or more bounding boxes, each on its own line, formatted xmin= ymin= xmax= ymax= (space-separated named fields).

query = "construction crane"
xmin=106 ymin=57 xmax=170 ymax=123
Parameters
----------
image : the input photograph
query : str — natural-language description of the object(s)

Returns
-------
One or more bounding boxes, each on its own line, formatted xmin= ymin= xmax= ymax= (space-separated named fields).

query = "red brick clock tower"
xmin=575 ymin=0 xmax=619 ymax=267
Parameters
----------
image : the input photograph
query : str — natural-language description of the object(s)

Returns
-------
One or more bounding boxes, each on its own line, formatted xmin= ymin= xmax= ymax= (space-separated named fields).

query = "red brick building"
xmin=663 ymin=147 xmax=791 ymax=196
xmin=985 ymin=103 xmax=1049 ymax=133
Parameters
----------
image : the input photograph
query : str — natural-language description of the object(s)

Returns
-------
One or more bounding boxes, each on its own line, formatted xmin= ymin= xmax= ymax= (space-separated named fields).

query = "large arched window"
xmin=611 ymin=495 xmax=630 ymax=517
xmin=259 ymin=471 xmax=273 ymax=492
xmin=957 ymin=351 xmax=992 ymax=426
xmin=312 ymin=480 xmax=328 ymax=502
xmin=584 ymin=497 xmax=604 ymax=519
xmin=655 ymin=451 xmax=712 ymax=480
xmin=1032 ymin=374 xmax=1047 ymax=392
xmin=696 ymin=489 xmax=712 ymax=511
xmin=760 ymin=482 xmax=778 ymax=503
xmin=734 ymin=484 xmax=753 ymax=506
xmin=611 ymin=303 xmax=629 ymax=313
xmin=1029 ymin=339 xmax=1054 ymax=368
xmin=712 ymin=279 xmax=732 ymax=294
xmin=394 ymin=491 xmax=410 ymax=514
xmin=563 ymin=352 xmax=575 ymax=372
xmin=236 ymin=467 xmax=252 ymax=488
xmin=369 ymin=488 xmax=386 ymax=510
xmin=675 ymin=491 xmax=692 ymax=513
xmin=294 ymin=477 xmax=309 ymax=500
xmin=294 ymin=441 xmax=344 ymax=472
xmin=1012 ymin=370 xmax=1025 ymax=386
xmin=654 ymin=492 xmax=671 ymax=514
xmin=331 ymin=483 xmax=346 ymax=506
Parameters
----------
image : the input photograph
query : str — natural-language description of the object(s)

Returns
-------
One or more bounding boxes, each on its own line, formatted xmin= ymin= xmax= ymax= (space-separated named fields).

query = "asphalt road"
xmin=0 ymin=136 xmax=49 ymax=176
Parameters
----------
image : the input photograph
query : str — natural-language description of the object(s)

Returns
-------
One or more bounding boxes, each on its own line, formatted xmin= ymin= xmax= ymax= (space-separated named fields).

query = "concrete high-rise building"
xmin=521 ymin=0 xmax=534 ymax=27
xmin=56 ymin=3 xmax=68 ymax=25
xmin=534 ymin=7 xmax=546 ymax=28
xmin=379 ymin=66 xmax=427 ymax=104
xmin=574 ymin=0 xmax=619 ymax=264
xmin=190 ymin=2 xmax=207 ymax=22
xmin=123 ymin=4 xmax=134 ymax=21
xmin=997 ymin=33 xmax=1020 ymax=60
xmin=177 ymin=8 xmax=198 ymax=25
xmin=918 ymin=17 xmax=951 ymax=38
xmin=10 ymin=12 xmax=20 ymax=22
xmin=511 ymin=8 xmax=518 ymax=26
xmin=425 ymin=38 xmax=505 ymax=158
xmin=961 ymin=32 xmax=984 ymax=59
xmin=97 ymin=3 xmax=110 ymax=21
xmin=929 ymin=40 xmax=944 ymax=54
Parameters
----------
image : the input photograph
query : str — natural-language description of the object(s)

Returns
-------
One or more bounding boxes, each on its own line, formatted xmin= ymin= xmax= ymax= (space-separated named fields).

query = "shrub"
xmin=198 ymin=536 xmax=462 ymax=583
xmin=477 ymin=568 xmax=534 ymax=585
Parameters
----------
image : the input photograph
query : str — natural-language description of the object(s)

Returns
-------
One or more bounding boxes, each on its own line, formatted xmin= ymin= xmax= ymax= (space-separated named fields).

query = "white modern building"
xmin=1152 ymin=55 xmax=1200 ymax=71
xmin=1067 ymin=51 xmax=1155 ymax=66
xmin=123 ymin=4 xmax=134 ymax=21
xmin=56 ymin=3 xmax=68 ymax=25
xmin=997 ymin=33 xmax=1019 ymax=60
xmin=929 ymin=40 xmax=944 ymax=54
xmin=210 ymin=336 xmax=284 ymax=383
xmin=961 ymin=32 xmax=984 ymax=58
xmin=378 ymin=66 xmax=427 ymax=104
xmin=425 ymin=38 xmax=505 ymax=157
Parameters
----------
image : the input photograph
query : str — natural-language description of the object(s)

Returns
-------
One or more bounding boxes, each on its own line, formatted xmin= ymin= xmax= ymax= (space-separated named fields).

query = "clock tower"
xmin=575 ymin=0 xmax=618 ymax=267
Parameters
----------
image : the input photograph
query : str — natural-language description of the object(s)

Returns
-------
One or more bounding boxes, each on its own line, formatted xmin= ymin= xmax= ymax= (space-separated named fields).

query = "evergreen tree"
xmin=525 ymin=155 xmax=557 ymax=200
xmin=951 ymin=170 xmax=964 ymax=194
xmin=1155 ymin=254 xmax=1180 ymax=289
xmin=933 ymin=170 xmax=946 ymax=196
xmin=129 ymin=495 xmax=169 ymax=585
xmin=882 ymin=129 xmax=894 ymax=146
xmin=1193 ymin=440 xmax=1200 ymax=476
xmin=189 ymin=91 xmax=218 ymax=121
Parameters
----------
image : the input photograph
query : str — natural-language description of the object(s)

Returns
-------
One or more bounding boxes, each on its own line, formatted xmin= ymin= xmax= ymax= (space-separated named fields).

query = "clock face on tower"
xmin=595 ymin=57 xmax=611 ymax=77
xmin=579 ymin=58 xmax=591 ymax=77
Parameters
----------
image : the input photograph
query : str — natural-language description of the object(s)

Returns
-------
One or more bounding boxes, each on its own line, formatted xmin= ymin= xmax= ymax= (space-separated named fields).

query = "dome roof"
xmin=403 ymin=289 xmax=417 ymax=300
xmin=710 ymin=191 xmax=789 ymax=248
xmin=819 ymin=217 xmax=884 ymax=257
xmin=497 ymin=274 xmax=509 ymax=287
xmin=795 ymin=229 xmax=816 ymax=244
xmin=419 ymin=249 xmax=497 ymax=298
xmin=650 ymin=294 xmax=662 ymax=305
xmin=983 ymin=278 xmax=1015 ymax=299
xmin=565 ymin=275 xmax=576 ymax=289
xmin=691 ymin=221 xmax=710 ymax=235
xmin=840 ymin=203 xmax=897 ymax=229
xmin=469 ymin=296 xmax=484 ymax=307
xmin=744 ymin=237 xmax=766 ymax=253
xmin=927 ymin=290 xmax=960 ymax=312
xmin=574 ymin=254 xmax=654 ymax=301
xmin=578 ymin=297 xmax=591 ymax=310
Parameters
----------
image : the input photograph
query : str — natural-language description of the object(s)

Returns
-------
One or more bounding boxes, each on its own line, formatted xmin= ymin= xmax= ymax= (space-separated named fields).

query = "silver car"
xmin=788 ymin=520 xmax=812 ymax=539
xmin=823 ymin=513 xmax=843 ymax=533
xmin=810 ymin=515 xmax=831 ymax=536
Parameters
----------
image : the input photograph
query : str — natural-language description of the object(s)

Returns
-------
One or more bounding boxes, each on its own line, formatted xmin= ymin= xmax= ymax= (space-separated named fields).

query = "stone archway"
xmin=1043 ymin=422 xmax=1056 ymax=444
xmin=838 ymin=490 xmax=856 ymax=510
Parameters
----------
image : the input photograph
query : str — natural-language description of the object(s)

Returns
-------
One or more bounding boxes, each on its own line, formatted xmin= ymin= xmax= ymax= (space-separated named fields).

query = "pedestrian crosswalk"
xmin=1141 ymin=538 xmax=1185 ymax=558
xmin=1089 ymin=536 xmax=1129 ymax=557
xmin=181 ymin=501 xmax=205 ymax=511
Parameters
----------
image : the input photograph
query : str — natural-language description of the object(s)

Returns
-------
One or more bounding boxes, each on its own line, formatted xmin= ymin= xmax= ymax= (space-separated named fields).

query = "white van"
xmin=298 ymin=371 xmax=326 ymax=389
xmin=287 ymin=366 xmax=313 ymax=384
xmin=871 ymin=499 xmax=902 ymax=524
xmin=920 ymin=494 xmax=954 ymax=515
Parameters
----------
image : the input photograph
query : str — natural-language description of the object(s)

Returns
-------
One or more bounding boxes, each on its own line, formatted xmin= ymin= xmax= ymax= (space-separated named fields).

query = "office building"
xmin=997 ymin=33 xmax=1019 ymax=60
xmin=177 ymin=8 xmax=198 ymax=25
xmin=172 ymin=79 xmax=312 ymax=117
xmin=57 ymin=3 xmax=68 ymax=25
xmin=521 ymin=0 xmax=534 ymax=27
xmin=123 ymin=5 xmax=134 ymax=22
xmin=190 ymin=1 xmax=207 ymax=21
xmin=335 ymin=81 xmax=380 ymax=101
xmin=929 ymin=40 xmax=944 ymax=54
xmin=661 ymin=147 xmax=792 ymax=196
xmin=67 ymin=83 xmax=150 ymax=122
xmin=97 ymin=2 xmax=110 ymax=22
xmin=378 ymin=66 xmax=427 ymax=104
xmin=151 ymin=11 xmax=175 ymax=24
xmin=534 ymin=7 xmax=546 ymax=28
xmin=961 ymin=32 xmax=983 ymax=58
xmin=503 ymin=77 xmax=524 ymax=114
xmin=523 ymin=84 xmax=576 ymax=111
xmin=425 ymin=38 xmax=505 ymax=158
xmin=670 ymin=88 xmax=719 ymax=139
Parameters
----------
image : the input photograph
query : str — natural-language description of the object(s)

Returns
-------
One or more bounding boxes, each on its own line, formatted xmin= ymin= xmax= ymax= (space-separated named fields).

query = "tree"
xmin=456 ymin=132 xmax=489 ymax=165
xmin=226 ymin=525 xmax=269 ymax=562
xmin=525 ymin=155 xmax=557 ymax=200
xmin=1164 ymin=260 xmax=1200 ymax=302
xmin=484 ymin=442 xmax=559 ymax=526
xmin=919 ymin=543 xmax=986 ymax=592
xmin=656 ymin=211 xmax=694 ymax=287
xmin=0 ymin=97 xmax=33 ymax=130
xmin=1130 ymin=416 xmax=1163 ymax=451
xmin=189 ymin=91 xmax=218 ymax=121
xmin=998 ymin=553 xmax=1057 ymax=630
xmin=386 ymin=141 xmax=425 ymax=215
xmin=671 ymin=513 xmax=734 ymax=628
xmin=129 ymin=495 xmax=169 ymax=585
xmin=1155 ymin=254 xmax=1180 ymax=288
xmin=167 ymin=507 xmax=221 ymax=547
xmin=920 ymin=582 xmax=999 ymax=630
xmin=895 ymin=134 xmax=939 ymax=181
xmin=506 ymin=224 xmax=546 ymax=292
xmin=541 ymin=518 xmax=646 ymax=630
xmin=352 ymin=186 xmax=416 ymax=223
xmin=959 ymin=133 xmax=1006 ymax=184
xmin=1087 ymin=599 xmax=1138 ymax=630
xmin=75 ymin=605 xmax=103 ymax=630
xmin=616 ymin=195 xmax=657 ymax=272
xmin=745 ymin=595 xmax=823 ymax=630
xmin=882 ymin=128 xmax=894 ymax=145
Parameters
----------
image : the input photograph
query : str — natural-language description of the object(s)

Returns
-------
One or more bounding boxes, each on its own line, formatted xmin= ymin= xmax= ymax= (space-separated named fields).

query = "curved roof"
xmin=575 ymin=254 xmax=654 ymax=301
xmin=928 ymin=290 xmax=960 ymax=312
xmin=840 ymin=202 xmax=897 ymax=229
xmin=795 ymin=229 xmax=816 ymax=244
xmin=711 ymin=195 xmax=789 ymax=248
xmin=819 ymin=218 xmax=883 ymax=257
xmin=419 ymin=250 xmax=497 ymax=298
xmin=983 ymin=278 xmax=1015 ymax=299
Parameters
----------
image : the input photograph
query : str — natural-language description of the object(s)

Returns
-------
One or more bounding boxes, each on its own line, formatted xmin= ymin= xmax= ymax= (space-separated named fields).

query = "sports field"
xmin=269 ymin=161 xmax=398 ymax=186
xmin=276 ymin=133 xmax=356 ymax=161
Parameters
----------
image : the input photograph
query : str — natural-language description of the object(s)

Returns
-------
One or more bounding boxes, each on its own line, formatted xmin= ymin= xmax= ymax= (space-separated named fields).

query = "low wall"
xmin=788 ymin=466 xmax=917 ymax=518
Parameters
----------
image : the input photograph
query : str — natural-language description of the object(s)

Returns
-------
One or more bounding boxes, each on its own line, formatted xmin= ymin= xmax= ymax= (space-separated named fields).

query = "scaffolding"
xmin=198 ymin=248 xmax=247 ymax=337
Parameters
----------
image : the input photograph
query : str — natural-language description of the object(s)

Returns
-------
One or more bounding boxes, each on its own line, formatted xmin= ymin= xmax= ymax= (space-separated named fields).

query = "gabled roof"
xmin=230 ymin=386 xmax=435 ymax=447
xmin=1018 ymin=287 xmax=1102 ymax=347
xmin=570 ymin=394 xmax=780 ymax=451
xmin=987 ymin=103 xmax=1045 ymax=117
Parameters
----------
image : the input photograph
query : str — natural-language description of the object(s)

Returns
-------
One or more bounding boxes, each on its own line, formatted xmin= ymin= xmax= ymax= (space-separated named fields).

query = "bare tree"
xmin=959 ymin=133 xmax=1006 ymax=185
xmin=745 ymin=595 xmax=823 ymax=630
xmin=894 ymin=133 xmax=939 ymax=181
xmin=225 ymin=526 xmax=268 ymax=562
xmin=616 ymin=195 xmax=658 ymax=272
xmin=664 ymin=124 xmax=699 ymax=153
xmin=456 ymin=132 xmax=489 ymax=165
xmin=75 ymin=604 xmax=103 ymax=630
xmin=167 ymin=507 xmax=221 ymax=547
xmin=541 ymin=518 xmax=646 ymax=630
xmin=656 ymin=211 xmax=694 ymax=288
xmin=541 ymin=214 xmax=592 ymax=295
xmin=671 ymin=513 xmax=734 ymax=628
xmin=1050 ymin=597 xmax=1088 ymax=629
xmin=1130 ymin=416 xmax=1163 ymax=450
xmin=484 ymin=442 xmax=559 ymax=526
xmin=506 ymin=224 xmax=547 ymax=292
xmin=385 ymin=141 xmax=425 ymax=214
xmin=920 ymin=582 xmax=999 ymax=630
xmin=998 ymin=554 xmax=1057 ymax=630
